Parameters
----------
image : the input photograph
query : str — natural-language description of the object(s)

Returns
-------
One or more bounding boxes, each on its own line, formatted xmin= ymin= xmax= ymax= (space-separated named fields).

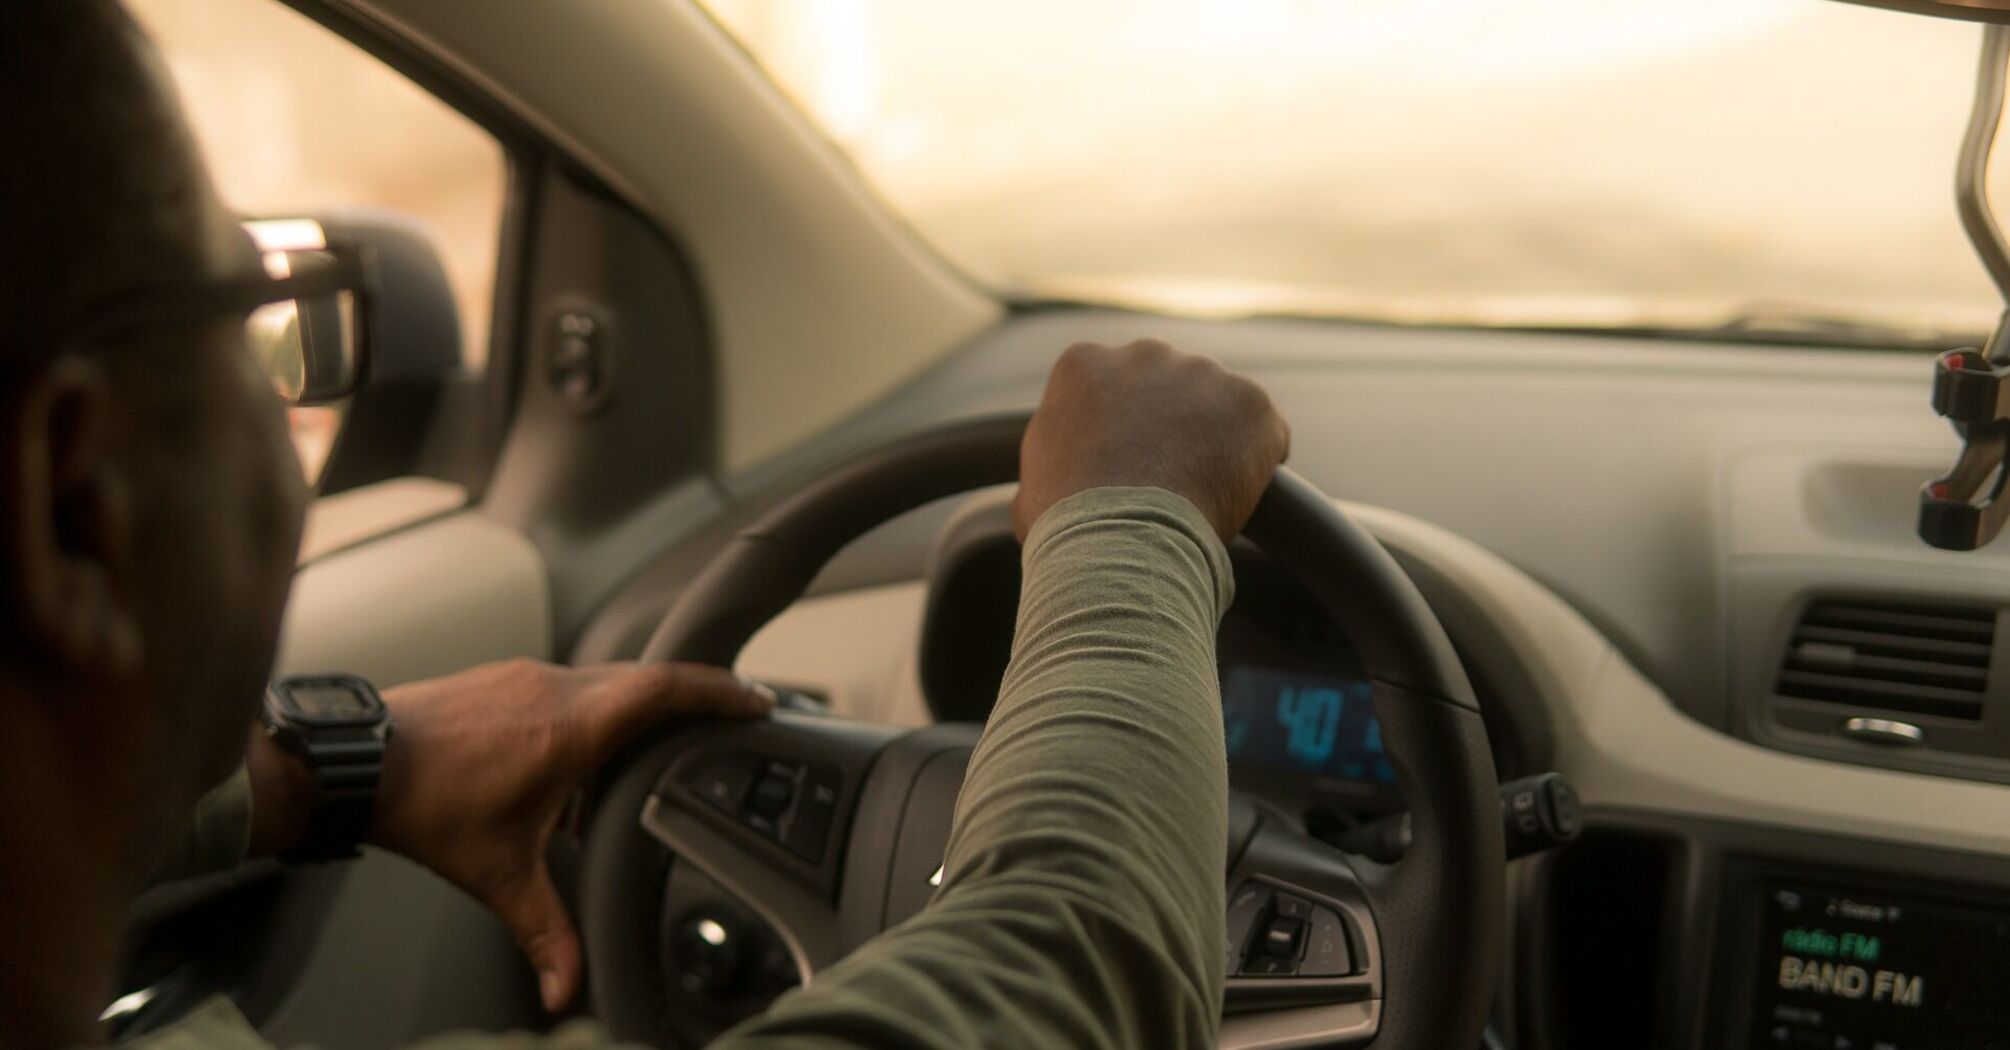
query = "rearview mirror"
xmin=1837 ymin=0 xmax=2010 ymax=22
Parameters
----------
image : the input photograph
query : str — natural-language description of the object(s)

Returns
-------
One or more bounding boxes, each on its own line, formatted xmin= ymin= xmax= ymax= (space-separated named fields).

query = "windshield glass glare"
xmin=704 ymin=0 xmax=2010 ymax=345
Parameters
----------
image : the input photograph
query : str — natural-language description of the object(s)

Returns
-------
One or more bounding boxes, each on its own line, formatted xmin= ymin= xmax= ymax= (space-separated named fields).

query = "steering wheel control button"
xmin=1224 ymin=882 xmax=1273 ymax=972
xmin=1242 ymin=955 xmax=1300 ymax=977
xmin=1301 ymin=906 xmax=1354 ymax=977
xmin=1230 ymin=886 xmax=1357 ymax=979
xmin=672 ymin=911 xmax=744 ymax=996
xmin=687 ymin=753 xmax=761 ymax=814
xmin=749 ymin=768 xmax=797 ymax=820
xmin=741 ymin=762 xmax=804 ymax=839
xmin=683 ymin=753 xmax=844 ymax=864
xmin=1271 ymin=892 xmax=1315 ymax=922
xmin=782 ymin=765 xmax=843 ymax=864
xmin=1241 ymin=896 xmax=1313 ymax=977
xmin=1261 ymin=916 xmax=1307 ymax=958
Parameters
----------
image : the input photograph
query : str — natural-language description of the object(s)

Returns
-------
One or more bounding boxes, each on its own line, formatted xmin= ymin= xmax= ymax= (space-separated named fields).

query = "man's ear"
xmin=0 ymin=356 xmax=141 ymax=678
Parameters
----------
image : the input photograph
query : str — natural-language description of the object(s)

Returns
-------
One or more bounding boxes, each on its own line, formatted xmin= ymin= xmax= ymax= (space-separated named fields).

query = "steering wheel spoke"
xmin=633 ymin=712 xmax=898 ymax=981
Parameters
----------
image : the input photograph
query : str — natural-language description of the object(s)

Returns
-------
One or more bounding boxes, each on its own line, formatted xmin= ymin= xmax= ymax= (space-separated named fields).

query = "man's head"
xmin=0 ymin=0 xmax=308 ymax=871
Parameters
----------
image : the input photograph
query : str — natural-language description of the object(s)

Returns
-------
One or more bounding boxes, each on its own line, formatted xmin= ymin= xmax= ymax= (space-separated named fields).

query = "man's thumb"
xmin=499 ymin=865 xmax=583 ymax=1013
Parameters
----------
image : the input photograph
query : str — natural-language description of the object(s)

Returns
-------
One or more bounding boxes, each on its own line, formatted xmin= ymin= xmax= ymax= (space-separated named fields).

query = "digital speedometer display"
xmin=1221 ymin=665 xmax=1394 ymax=785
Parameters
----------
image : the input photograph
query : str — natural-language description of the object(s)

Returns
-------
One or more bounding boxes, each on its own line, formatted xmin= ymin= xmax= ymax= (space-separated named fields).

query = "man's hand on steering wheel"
xmin=375 ymin=662 xmax=776 ymax=1011
xmin=1014 ymin=338 xmax=1292 ymax=542
xmin=248 ymin=660 xmax=775 ymax=1012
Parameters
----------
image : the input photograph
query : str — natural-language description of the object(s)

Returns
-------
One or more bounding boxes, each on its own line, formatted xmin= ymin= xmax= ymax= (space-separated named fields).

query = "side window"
xmin=128 ymin=0 xmax=508 ymax=486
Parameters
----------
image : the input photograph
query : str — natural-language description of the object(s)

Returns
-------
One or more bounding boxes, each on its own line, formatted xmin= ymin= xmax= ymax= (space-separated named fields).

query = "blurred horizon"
xmin=708 ymin=0 xmax=2010 ymax=338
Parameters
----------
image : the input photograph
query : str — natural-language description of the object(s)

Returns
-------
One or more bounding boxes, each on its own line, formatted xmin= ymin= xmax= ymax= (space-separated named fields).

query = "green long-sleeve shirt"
xmin=122 ymin=487 xmax=1233 ymax=1050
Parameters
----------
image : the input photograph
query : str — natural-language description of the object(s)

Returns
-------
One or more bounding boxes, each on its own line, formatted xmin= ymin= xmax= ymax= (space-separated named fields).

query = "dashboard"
xmin=896 ymin=495 xmax=2010 ymax=1050
xmin=586 ymin=307 xmax=2010 ymax=1050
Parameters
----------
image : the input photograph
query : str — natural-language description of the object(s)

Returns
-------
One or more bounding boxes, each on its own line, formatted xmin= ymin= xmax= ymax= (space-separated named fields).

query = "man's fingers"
xmin=584 ymin=661 xmax=776 ymax=757
xmin=496 ymin=863 xmax=584 ymax=1013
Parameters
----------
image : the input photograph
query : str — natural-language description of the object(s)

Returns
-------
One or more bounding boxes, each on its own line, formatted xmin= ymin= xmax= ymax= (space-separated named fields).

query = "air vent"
xmin=1775 ymin=598 xmax=1998 ymax=721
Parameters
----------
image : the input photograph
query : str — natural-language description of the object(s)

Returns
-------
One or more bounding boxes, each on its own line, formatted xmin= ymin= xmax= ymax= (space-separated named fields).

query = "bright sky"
xmin=707 ymin=0 xmax=2010 ymax=334
xmin=122 ymin=0 xmax=2010 ymax=341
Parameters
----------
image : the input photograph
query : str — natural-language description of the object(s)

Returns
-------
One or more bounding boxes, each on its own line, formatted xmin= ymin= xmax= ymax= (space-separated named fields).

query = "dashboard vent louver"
xmin=1774 ymin=598 xmax=1998 ymax=721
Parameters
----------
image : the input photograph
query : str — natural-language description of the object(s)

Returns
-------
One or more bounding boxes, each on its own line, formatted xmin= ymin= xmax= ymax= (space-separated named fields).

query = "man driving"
xmin=0 ymin=2 xmax=1288 ymax=1048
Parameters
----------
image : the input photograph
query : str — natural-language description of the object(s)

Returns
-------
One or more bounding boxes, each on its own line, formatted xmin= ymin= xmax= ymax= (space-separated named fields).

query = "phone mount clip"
xmin=1921 ymin=348 xmax=2010 ymax=549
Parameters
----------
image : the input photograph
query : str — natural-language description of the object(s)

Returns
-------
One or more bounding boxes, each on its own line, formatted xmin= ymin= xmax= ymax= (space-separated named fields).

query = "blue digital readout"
xmin=1222 ymin=666 xmax=1395 ymax=785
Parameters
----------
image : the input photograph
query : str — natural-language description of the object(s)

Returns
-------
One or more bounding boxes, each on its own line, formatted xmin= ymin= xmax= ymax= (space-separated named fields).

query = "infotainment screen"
xmin=1220 ymin=665 xmax=1394 ymax=785
xmin=1749 ymin=878 xmax=2010 ymax=1048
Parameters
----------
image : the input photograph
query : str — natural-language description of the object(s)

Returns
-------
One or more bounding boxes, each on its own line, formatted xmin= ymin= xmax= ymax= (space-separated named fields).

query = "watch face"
xmin=278 ymin=678 xmax=382 ymax=726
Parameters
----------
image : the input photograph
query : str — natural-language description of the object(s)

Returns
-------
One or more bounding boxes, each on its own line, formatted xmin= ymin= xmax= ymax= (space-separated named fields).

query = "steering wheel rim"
xmin=581 ymin=414 xmax=1505 ymax=1049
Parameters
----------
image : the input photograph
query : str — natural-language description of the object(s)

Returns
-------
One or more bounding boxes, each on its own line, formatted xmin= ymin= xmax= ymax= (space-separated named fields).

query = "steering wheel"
xmin=579 ymin=415 xmax=1504 ymax=1049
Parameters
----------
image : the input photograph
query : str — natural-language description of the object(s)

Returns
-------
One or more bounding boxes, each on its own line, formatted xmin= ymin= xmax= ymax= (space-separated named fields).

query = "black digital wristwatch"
xmin=260 ymin=673 xmax=393 ymax=863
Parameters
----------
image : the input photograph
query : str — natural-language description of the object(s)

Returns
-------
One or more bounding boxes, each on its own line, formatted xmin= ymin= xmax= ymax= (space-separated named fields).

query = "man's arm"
xmin=147 ymin=663 xmax=773 ymax=1011
xmin=139 ymin=488 xmax=1241 ymax=1050
xmin=128 ymin=338 xmax=1284 ymax=1050
xmin=712 ymin=340 xmax=1288 ymax=1050
xmin=712 ymin=485 xmax=1234 ymax=1050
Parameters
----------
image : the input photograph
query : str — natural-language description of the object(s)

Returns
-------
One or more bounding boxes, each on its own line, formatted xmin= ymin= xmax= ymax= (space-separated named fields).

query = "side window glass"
xmin=128 ymin=0 xmax=508 ymax=484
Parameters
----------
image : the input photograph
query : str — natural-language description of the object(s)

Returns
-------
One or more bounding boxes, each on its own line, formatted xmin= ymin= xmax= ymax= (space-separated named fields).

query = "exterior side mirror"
xmin=249 ymin=210 xmax=476 ymax=496
xmin=243 ymin=221 xmax=368 ymax=407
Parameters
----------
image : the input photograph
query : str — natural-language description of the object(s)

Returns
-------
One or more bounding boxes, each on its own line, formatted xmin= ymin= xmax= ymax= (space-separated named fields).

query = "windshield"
xmin=703 ymin=0 xmax=2010 ymax=345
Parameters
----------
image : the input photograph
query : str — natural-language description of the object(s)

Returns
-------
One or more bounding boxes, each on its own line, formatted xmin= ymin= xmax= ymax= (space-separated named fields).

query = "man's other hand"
xmin=370 ymin=660 xmax=772 ymax=1012
xmin=1014 ymin=338 xmax=1291 ymax=542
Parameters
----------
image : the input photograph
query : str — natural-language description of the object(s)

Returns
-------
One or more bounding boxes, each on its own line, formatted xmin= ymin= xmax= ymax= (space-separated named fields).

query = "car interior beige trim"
xmin=298 ymin=476 xmax=469 ymax=565
xmin=277 ymin=510 xmax=551 ymax=685
xmin=1340 ymin=500 xmax=2010 ymax=857
xmin=740 ymin=581 xmax=933 ymax=727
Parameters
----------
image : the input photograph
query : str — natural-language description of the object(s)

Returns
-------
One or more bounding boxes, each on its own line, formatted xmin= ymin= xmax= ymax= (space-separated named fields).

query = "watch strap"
xmin=264 ymin=675 xmax=392 ymax=864
xmin=281 ymin=727 xmax=387 ymax=863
